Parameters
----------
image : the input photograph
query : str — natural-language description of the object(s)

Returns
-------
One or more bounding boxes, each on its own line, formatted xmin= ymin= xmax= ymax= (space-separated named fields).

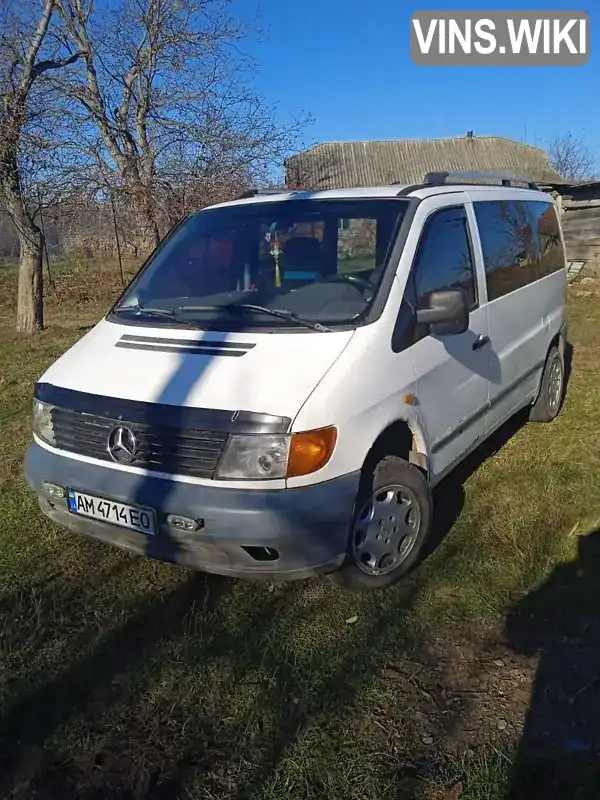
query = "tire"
xmin=328 ymin=455 xmax=433 ymax=591
xmin=529 ymin=345 xmax=564 ymax=423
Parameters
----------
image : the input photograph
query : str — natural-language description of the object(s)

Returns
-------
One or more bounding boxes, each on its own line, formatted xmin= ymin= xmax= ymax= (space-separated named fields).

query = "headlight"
xmin=216 ymin=434 xmax=290 ymax=480
xmin=32 ymin=399 xmax=55 ymax=445
xmin=215 ymin=427 xmax=337 ymax=481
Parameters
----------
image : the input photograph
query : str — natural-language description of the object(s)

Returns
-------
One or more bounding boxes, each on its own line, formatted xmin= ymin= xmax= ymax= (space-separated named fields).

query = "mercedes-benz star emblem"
xmin=107 ymin=425 xmax=137 ymax=464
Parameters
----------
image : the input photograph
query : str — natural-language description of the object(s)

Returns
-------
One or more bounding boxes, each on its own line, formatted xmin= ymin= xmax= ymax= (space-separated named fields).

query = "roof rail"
xmin=236 ymin=186 xmax=301 ymax=200
xmin=423 ymin=171 xmax=540 ymax=190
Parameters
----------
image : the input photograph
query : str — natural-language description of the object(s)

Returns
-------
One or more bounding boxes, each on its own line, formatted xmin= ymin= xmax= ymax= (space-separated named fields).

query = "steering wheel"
xmin=325 ymin=274 xmax=374 ymax=293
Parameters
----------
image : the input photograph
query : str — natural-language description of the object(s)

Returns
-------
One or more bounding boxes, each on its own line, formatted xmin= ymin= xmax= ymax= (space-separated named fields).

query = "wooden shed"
xmin=540 ymin=180 xmax=600 ymax=278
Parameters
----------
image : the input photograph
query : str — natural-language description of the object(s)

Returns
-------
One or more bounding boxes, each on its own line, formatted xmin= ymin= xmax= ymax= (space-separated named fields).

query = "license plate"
xmin=67 ymin=489 xmax=156 ymax=535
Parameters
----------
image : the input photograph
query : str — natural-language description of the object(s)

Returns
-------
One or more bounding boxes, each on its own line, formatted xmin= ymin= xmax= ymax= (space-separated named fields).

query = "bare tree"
xmin=0 ymin=0 xmax=80 ymax=332
xmin=547 ymin=133 xmax=596 ymax=182
xmin=56 ymin=0 xmax=309 ymax=256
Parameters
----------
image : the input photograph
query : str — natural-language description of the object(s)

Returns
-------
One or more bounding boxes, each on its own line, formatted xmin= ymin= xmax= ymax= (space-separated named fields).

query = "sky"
xmin=237 ymin=0 xmax=599 ymax=168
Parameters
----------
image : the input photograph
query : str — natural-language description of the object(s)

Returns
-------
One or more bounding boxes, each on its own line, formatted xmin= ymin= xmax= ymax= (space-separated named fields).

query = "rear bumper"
xmin=25 ymin=443 xmax=359 ymax=580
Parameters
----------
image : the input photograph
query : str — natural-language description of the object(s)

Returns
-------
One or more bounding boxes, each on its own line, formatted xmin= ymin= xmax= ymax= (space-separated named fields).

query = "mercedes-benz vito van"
xmin=25 ymin=172 xmax=568 ymax=590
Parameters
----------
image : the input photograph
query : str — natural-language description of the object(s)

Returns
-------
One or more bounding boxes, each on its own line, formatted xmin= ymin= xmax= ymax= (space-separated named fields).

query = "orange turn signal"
xmin=287 ymin=427 xmax=337 ymax=478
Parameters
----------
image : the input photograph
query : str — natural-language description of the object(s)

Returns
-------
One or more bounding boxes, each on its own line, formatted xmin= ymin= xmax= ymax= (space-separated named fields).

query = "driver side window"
xmin=414 ymin=206 xmax=477 ymax=311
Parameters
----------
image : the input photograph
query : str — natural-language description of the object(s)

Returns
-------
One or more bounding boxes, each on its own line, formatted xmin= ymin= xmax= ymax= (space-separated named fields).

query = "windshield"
xmin=112 ymin=198 xmax=408 ymax=330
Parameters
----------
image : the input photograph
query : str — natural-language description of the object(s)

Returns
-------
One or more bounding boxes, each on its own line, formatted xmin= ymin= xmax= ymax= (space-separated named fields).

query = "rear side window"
xmin=413 ymin=206 xmax=477 ymax=310
xmin=474 ymin=200 xmax=564 ymax=301
xmin=473 ymin=201 xmax=538 ymax=301
xmin=527 ymin=202 xmax=565 ymax=279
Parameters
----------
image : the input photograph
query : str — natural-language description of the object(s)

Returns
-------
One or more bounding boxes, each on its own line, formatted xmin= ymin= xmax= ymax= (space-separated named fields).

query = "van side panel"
xmin=288 ymin=317 xmax=422 ymax=488
xmin=486 ymin=285 xmax=552 ymax=423
xmin=470 ymin=194 xmax=567 ymax=427
xmin=405 ymin=196 xmax=493 ymax=479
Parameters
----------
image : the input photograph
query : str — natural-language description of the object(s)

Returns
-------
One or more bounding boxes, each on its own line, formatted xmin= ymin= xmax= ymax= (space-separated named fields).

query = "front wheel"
xmin=530 ymin=345 xmax=564 ymax=423
xmin=328 ymin=456 xmax=432 ymax=591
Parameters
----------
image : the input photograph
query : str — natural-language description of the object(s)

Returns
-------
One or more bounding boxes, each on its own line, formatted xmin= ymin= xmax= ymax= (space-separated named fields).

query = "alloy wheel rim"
xmin=548 ymin=358 xmax=563 ymax=413
xmin=352 ymin=484 xmax=421 ymax=576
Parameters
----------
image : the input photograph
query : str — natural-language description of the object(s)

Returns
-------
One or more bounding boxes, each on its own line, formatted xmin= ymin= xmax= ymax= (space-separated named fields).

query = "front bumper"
xmin=25 ymin=443 xmax=359 ymax=580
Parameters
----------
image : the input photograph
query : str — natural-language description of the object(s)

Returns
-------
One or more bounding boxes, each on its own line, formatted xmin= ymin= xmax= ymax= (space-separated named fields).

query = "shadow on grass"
xmin=424 ymin=407 xmax=530 ymax=560
xmin=504 ymin=528 xmax=600 ymax=799
xmin=0 ymin=571 xmax=419 ymax=798
xmin=0 ymin=572 xmax=228 ymax=795
xmin=564 ymin=340 xmax=574 ymax=391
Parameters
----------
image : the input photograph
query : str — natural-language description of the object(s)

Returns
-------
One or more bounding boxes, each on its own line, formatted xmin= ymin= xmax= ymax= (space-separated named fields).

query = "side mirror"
xmin=416 ymin=289 xmax=469 ymax=336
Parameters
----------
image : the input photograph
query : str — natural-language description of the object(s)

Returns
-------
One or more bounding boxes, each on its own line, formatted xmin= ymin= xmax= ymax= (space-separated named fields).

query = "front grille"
xmin=51 ymin=407 xmax=228 ymax=478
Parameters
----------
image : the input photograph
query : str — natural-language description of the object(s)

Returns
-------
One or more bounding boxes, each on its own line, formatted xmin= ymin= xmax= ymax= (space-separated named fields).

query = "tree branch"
xmin=31 ymin=51 xmax=82 ymax=81
xmin=20 ymin=0 xmax=56 ymax=92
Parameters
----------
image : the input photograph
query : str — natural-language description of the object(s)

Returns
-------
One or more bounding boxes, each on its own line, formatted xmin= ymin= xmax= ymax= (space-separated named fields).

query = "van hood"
xmin=39 ymin=319 xmax=354 ymax=422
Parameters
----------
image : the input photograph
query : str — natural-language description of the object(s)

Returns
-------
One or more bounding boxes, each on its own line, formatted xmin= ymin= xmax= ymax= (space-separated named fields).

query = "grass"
xmin=1 ymin=261 xmax=600 ymax=798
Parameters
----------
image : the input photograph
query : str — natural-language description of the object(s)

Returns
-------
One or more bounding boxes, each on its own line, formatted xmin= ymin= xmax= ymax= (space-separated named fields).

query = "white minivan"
xmin=26 ymin=172 xmax=568 ymax=590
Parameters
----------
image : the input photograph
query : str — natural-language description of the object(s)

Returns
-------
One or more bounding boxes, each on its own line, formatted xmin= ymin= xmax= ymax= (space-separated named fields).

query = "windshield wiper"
xmin=115 ymin=302 xmax=331 ymax=332
xmin=178 ymin=304 xmax=332 ymax=332
xmin=112 ymin=303 xmax=207 ymax=329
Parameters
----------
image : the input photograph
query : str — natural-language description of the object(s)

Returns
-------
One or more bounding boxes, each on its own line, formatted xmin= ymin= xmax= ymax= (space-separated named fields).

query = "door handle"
xmin=472 ymin=334 xmax=491 ymax=351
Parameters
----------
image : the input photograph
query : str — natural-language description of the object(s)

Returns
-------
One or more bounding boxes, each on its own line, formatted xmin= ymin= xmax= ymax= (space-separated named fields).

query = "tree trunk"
xmin=1 ymin=137 xmax=45 ymax=333
xmin=16 ymin=225 xmax=44 ymax=333
xmin=139 ymin=197 xmax=161 ymax=254
xmin=125 ymin=180 xmax=160 ymax=256
xmin=136 ymin=203 xmax=160 ymax=255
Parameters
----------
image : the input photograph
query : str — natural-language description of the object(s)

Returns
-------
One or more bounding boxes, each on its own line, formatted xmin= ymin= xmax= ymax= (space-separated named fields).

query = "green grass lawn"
xmin=1 ymin=263 xmax=600 ymax=799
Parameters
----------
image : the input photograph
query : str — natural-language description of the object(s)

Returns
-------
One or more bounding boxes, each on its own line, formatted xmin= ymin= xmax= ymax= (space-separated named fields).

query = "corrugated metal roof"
xmin=286 ymin=136 xmax=564 ymax=189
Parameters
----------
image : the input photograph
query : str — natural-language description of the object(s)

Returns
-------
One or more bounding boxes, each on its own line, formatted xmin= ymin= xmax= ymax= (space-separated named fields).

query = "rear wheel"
xmin=328 ymin=455 xmax=432 ymax=591
xmin=530 ymin=345 xmax=564 ymax=423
